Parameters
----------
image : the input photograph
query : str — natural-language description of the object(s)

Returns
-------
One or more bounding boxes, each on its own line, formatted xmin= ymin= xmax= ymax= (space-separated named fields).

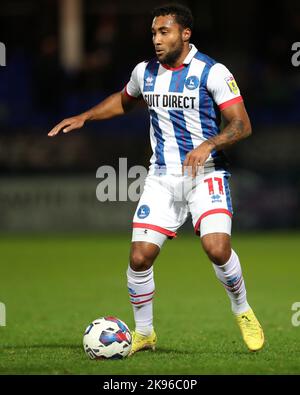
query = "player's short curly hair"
xmin=151 ymin=3 xmax=193 ymax=30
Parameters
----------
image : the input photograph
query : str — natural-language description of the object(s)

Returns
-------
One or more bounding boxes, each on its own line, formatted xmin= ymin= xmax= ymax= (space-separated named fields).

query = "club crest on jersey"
xmin=185 ymin=76 xmax=199 ymax=90
xmin=145 ymin=76 xmax=154 ymax=87
xmin=225 ymin=75 xmax=239 ymax=95
xmin=137 ymin=205 xmax=150 ymax=219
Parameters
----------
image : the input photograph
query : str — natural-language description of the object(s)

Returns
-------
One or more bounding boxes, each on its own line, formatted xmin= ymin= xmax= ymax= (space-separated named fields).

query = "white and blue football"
xmin=83 ymin=316 xmax=132 ymax=360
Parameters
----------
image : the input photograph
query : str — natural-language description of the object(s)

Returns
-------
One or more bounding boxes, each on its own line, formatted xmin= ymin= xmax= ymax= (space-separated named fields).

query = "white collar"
xmin=183 ymin=43 xmax=198 ymax=65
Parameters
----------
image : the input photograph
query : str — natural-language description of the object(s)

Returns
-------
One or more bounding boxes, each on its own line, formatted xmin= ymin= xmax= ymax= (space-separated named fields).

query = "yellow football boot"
xmin=129 ymin=330 xmax=157 ymax=356
xmin=235 ymin=308 xmax=265 ymax=352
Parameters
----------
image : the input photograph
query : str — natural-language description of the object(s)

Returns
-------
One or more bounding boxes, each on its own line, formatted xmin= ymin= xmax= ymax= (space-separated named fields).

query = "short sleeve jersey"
xmin=124 ymin=44 xmax=243 ymax=173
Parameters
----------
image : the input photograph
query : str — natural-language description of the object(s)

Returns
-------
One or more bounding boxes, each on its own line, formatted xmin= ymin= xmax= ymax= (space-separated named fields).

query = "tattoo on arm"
xmin=207 ymin=119 xmax=249 ymax=151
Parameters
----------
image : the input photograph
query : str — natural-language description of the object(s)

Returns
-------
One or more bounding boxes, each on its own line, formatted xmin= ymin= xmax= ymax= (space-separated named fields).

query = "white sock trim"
xmin=215 ymin=249 xmax=236 ymax=271
xmin=127 ymin=265 xmax=153 ymax=281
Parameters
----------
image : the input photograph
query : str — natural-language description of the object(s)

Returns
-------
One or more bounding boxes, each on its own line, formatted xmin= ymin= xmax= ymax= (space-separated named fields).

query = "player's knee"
xmin=202 ymin=240 xmax=231 ymax=265
xmin=129 ymin=245 xmax=157 ymax=271
xmin=129 ymin=251 xmax=153 ymax=271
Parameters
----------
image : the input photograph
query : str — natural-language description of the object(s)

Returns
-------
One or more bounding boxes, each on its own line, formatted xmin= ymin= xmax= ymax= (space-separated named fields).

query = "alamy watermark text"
xmin=0 ymin=42 xmax=6 ymax=66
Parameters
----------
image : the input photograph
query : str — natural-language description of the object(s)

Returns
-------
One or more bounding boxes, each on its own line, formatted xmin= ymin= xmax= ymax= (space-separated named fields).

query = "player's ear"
xmin=182 ymin=28 xmax=191 ymax=42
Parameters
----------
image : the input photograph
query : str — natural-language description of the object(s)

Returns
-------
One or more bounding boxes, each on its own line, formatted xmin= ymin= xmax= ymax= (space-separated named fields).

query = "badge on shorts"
xmin=137 ymin=205 xmax=150 ymax=219
xmin=185 ymin=76 xmax=199 ymax=90
xmin=224 ymin=75 xmax=239 ymax=95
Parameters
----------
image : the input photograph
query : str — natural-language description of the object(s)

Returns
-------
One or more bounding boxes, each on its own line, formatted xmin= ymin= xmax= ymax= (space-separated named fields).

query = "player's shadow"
xmin=157 ymin=346 xmax=250 ymax=356
xmin=0 ymin=344 xmax=82 ymax=351
xmin=1 ymin=345 xmax=253 ymax=356
xmin=156 ymin=347 xmax=203 ymax=356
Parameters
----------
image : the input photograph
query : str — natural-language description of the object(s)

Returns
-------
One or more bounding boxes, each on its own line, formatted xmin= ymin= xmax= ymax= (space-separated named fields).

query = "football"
xmin=83 ymin=316 xmax=132 ymax=359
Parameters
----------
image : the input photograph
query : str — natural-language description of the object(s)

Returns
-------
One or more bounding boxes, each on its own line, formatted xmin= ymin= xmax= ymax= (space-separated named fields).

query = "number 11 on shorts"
xmin=204 ymin=177 xmax=224 ymax=195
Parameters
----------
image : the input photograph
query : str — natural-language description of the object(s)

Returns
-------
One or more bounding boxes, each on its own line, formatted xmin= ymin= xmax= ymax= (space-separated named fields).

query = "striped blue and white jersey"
xmin=124 ymin=44 xmax=243 ymax=174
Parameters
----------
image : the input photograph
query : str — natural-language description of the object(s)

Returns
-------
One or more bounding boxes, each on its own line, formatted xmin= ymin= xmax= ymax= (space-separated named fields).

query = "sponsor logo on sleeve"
xmin=225 ymin=75 xmax=239 ymax=95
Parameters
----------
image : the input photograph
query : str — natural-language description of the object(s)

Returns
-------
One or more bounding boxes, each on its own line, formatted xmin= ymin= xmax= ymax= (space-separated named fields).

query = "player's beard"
xmin=159 ymin=40 xmax=184 ymax=67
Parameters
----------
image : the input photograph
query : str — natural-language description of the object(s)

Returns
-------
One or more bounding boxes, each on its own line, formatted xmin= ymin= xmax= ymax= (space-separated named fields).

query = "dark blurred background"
xmin=0 ymin=0 xmax=299 ymax=233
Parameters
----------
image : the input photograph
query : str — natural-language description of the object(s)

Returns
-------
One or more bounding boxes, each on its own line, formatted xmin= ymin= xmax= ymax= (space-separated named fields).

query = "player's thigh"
xmin=188 ymin=170 xmax=233 ymax=237
xmin=132 ymin=174 xmax=188 ymax=244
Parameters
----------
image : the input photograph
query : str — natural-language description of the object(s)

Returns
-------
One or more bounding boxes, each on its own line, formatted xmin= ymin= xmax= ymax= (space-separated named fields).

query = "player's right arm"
xmin=48 ymin=91 xmax=139 ymax=137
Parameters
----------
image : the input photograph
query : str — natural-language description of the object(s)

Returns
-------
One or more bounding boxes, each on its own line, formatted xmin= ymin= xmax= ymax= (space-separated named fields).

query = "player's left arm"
xmin=207 ymin=101 xmax=252 ymax=150
xmin=183 ymin=102 xmax=251 ymax=176
xmin=183 ymin=61 xmax=252 ymax=177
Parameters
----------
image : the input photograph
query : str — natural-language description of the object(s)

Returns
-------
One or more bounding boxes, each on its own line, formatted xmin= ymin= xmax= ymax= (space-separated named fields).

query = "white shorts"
xmin=132 ymin=170 xmax=233 ymax=246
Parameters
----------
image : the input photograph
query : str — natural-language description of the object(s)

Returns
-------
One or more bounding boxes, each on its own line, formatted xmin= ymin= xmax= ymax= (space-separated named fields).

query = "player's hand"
xmin=47 ymin=114 xmax=87 ymax=137
xmin=182 ymin=141 xmax=214 ymax=178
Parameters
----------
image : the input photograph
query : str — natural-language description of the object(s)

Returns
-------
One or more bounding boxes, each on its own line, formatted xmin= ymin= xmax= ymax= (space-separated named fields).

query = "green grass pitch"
xmin=0 ymin=232 xmax=299 ymax=374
